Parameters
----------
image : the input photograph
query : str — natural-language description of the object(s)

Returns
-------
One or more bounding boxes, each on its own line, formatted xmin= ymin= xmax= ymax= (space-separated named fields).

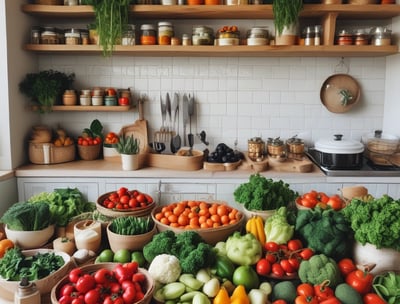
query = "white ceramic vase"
xmin=121 ymin=153 xmax=139 ymax=170
xmin=275 ymin=23 xmax=299 ymax=45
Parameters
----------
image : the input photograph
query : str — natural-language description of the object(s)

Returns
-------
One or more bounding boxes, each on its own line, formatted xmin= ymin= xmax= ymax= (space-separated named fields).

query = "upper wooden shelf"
xmin=51 ymin=105 xmax=134 ymax=112
xmin=21 ymin=4 xmax=400 ymax=20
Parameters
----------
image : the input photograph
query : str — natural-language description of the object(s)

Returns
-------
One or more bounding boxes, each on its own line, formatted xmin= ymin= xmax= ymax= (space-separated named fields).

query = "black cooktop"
xmin=306 ymin=150 xmax=400 ymax=177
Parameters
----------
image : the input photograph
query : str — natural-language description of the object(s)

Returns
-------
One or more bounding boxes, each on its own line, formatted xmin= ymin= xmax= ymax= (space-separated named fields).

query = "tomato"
xmin=319 ymin=297 xmax=341 ymax=304
xmin=84 ymin=289 xmax=100 ymax=304
xmin=327 ymin=195 xmax=344 ymax=210
xmin=119 ymin=194 xmax=130 ymax=205
xmin=60 ymin=283 xmax=76 ymax=298
xmin=0 ymin=239 xmax=14 ymax=258
xmin=301 ymin=197 xmax=317 ymax=208
xmin=59 ymin=295 xmax=74 ymax=304
xmin=363 ymin=293 xmax=387 ymax=304
xmin=132 ymin=272 xmax=146 ymax=283
xmin=75 ymin=274 xmax=96 ymax=294
xmin=346 ymin=269 xmax=373 ymax=295
xmin=287 ymin=239 xmax=303 ymax=251
xmin=271 ymin=263 xmax=285 ymax=278
xmin=297 ymin=283 xmax=314 ymax=297
xmin=280 ymin=259 xmax=294 ymax=274
xmin=272 ymin=300 xmax=288 ymax=304
xmin=71 ymin=298 xmax=84 ymax=304
xmin=136 ymin=193 xmax=146 ymax=204
xmin=129 ymin=198 xmax=138 ymax=208
xmin=288 ymin=257 xmax=300 ymax=271
xmin=256 ymin=258 xmax=271 ymax=276
xmin=68 ymin=268 xmax=82 ymax=283
xmin=265 ymin=241 xmax=280 ymax=252
xmin=318 ymin=192 xmax=330 ymax=204
xmin=117 ymin=187 xmax=128 ymax=197
xmin=144 ymin=193 xmax=153 ymax=203
xmin=94 ymin=268 xmax=113 ymax=284
xmin=314 ymin=281 xmax=334 ymax=301
xmin=337 ymin=258 xmax=357 ymax=277
xmin=122 ymin=286 xmax=137 ymax=303
xmin=266 ymin=253 xmax=277 ymax=264
xmin=295 ymin=295 xmax=319 ymax=304
xmin=299 ymin=248 xmax=314 ymax=260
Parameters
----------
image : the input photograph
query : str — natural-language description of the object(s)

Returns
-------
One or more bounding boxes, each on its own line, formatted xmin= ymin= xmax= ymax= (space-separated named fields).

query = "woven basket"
xmin=77 ymin=144 xmax=101 ymax=161
xmin=29 ymin=142 xmax=75 ymax=164
xmin=35 ymin=0 xmax=64 ymax=4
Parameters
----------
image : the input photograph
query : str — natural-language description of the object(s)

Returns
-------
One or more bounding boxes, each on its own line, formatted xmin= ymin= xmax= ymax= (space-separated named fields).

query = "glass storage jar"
xmin=65 ymin=28 xmax=81 ymax=45
xmin=140 ymin=24 xmax=156 ymax=45
xmin=30 ymin=26 xmax=41 ymax=44
xmin=122 ymin=25 xmax=136 ymax=46
xmin=216 ymin=26 xmax=240 ymax=46
xmin=192 ymin=26 xmax=214 ymax=45
xmin=246 ymin=27 xmax=269 ymax=45
xmin=158 ymin=22 xmax=174 ymax=45
xmin=40 ymin=27 xmax=57 ymax=44
xmin=80 ymin=29 xmax=90 ymax=45
xmin=371 ymin=27 xmax=391 ymax=46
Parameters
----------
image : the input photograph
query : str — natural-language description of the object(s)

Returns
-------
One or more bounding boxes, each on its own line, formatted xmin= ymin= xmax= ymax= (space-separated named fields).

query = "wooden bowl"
xmin=242 ymin=206 xmax=276 ymax=220
xmin=151 ymin=204 xmax=245 ymax=245
xmin=96 ymin=192 xmax=156 ymax=218
xmin=51 ymin=264 xmax=154 ymax=304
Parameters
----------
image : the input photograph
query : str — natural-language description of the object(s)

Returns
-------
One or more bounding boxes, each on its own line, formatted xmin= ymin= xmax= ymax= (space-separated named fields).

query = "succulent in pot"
xmin=115 ymin=133 xmax=141 ymax=170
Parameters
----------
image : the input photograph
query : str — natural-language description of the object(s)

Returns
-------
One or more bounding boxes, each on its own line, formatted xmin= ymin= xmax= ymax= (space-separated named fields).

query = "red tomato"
xmin=363 ymin=293 xmax=387 ymax=304
xmin=122 ymin=286 xmax=137 ymax=303
xmin=295 ymin=295 xmax=318 ymax=304
xmin=94 ymin=268 xmax=113 ymax=284
xmin=144 ymin=194 xmax=153 ymax=203
xmin=256 ymin=258 xmax=271 ymax=276
xmin=318 ymin=192 xmax=330 ymax=204
xmin=59 ymin=284 xmax=76 ymax=297
xmin=314 ymin=281 xmax=334 ymax=301
xmin=346 ymin=269 xmax=374 ymax=295
xmin=265 ymin=241 xmax=280 ymax=252
xmin=327 ymin=195 xmax=344 ymax=210
xmin=136 ymin=193 xmax=146 ymax=204
xmin=280 ymin=259 xmax=294 ymax=274
xmin=117 ymin=187 xmax=128 ymax=197
xmin=337 ymin=258 xmax=357 ymax=277
xmin=129 ymin=198 xmax=138 ymax=208
xmin=265 ymin=253 xmax=277 ymax=264
xmin=287 ymin=239 xmax=303 ymax=251
xmin=301 ymin=197 xmax=317 ymax=208
xmin=272 ymin=300 xmax=288 ymax=304
xmin=299 ymin=248 xmax=314 ymax=260
xmin=119 ymin=194 xmax=130 ymax=205
xmin=288 ymin=257 xmax=300 ymax=271
xmin=297 ymin=283 xmax=314 ymax=297
xmin=71 ymin=298 xmax=84 ymax=304
xmin=319 ymin=297 xmax=342 ymax=304
xmin=132 ymin=272 xmax=146 ymax=283
xmin=68 ymin=268 xmax=82 ymax=283
xmin=271 ymin=263 xmax=285 ymax=278
xmin=84 ymin=289 xmax=100 ymax=304
xmin=75 ymin=274 xmax=96 ymax=294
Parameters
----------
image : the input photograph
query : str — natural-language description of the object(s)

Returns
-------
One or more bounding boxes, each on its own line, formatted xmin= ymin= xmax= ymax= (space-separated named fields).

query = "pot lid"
xmin=362 ymin=130 xmax=399 ymax=142
xmin=320 ymin=74 xmax=361 ymax=113
xmin=315 ymin=134 xmax=364 ymax=154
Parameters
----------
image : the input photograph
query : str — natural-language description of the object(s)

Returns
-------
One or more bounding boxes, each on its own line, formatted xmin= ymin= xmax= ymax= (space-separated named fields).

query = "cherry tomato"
xmin=272 ymin=300 xmax=288 ymax=304
xmin=117 ymin=187 xmax=128 ymax=197
xmin=295 ymin=295 xmax=318 ymax=304
xmin=75 ymin=274 xmax=96 ymax=294
xmin=297 ymin=283 xmax=314 ymax=297
xmin=68 ymin=268 xmax=82 ymax=284
xmin=287 ymin=239 xmax=303 ymax=251
xmin=271 ymin=263 xmax=285 ymax=278
xmin=288 ymin=257 xmax=300 ymax=271
xmin=314 ymin=281 xmax=334 ymax=301
xmin=94 ymin=268 xmax=113 ymax=284
xmin=265 ymin=253 xmax=277 ymax=264
xmin=256 ymin=258 xmax=271 ymax=276
xmin=280 ymin=259 xmax=295 ymax=274
xmin=337 ymin=258 xmax=357 ymax=277
xmin=60 ymin=283 xmax=76 ymax=297
xmin=84 ymin=289 xmax=100 ymax=304
xmin=136 ymin=193 xmax=146 ymax=204
xmin=299 ymin=248 xmax=314 ymax=260
xmin=346 ymin=269 xmax=373 ymax=295
xmin=363 ymin=293 xmax=387 ymax=304
xmin=319 ymin=297 xmax=342 ymax=304
xmin=265 ymin=241 xmax=280 ymax=252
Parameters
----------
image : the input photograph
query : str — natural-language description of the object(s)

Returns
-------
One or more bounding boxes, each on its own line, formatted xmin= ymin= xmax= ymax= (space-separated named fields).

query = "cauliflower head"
xmin=148 ymin=254 xmax=182 ymax=284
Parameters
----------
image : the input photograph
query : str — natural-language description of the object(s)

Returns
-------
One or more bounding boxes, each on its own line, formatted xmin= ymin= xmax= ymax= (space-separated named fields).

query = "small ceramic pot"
xmin=91 ymin=96 xmax=104 ymax=106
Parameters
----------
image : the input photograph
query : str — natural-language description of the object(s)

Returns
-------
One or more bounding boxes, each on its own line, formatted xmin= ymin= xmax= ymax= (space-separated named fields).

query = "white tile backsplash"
xmin=40 ymin=55 xmax=386 ymax=152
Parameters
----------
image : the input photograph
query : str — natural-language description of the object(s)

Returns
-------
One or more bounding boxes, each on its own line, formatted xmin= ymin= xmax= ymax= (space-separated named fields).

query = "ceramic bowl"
xmin=106 ymin=221 xmax=157 ymax=252
xmin=4 ymin=224 xmax=55 ymax=249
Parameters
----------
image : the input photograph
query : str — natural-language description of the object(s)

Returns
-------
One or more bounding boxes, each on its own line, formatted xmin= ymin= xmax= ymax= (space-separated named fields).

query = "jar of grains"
xmin=140 ymin=24 xmax=156 ymax=45
xmin=158 ymin=22 xmax=174 ymax=45
xmin=65 ymin=28 xmax=81 ymax=45
xmin=192 ymin=26 xmax=214 ymax=45
xmin=247 ymin=27 xmax=269 ymax=45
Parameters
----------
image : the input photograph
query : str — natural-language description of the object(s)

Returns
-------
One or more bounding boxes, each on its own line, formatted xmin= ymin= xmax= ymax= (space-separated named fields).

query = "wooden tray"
xmin=147 ymin=149 xmax=204 ymax=171
xmin=268 ymin=155 xmax=314 ymax=173
xmin=203 ymin=159 xmax=241 ymax=171
xmin=242 ymin=153 xmax=269 ymax=172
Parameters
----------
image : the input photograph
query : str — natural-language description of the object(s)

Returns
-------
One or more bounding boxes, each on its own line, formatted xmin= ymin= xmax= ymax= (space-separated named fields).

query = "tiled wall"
xmin=40 ymin=55 xmax=386 ymax=151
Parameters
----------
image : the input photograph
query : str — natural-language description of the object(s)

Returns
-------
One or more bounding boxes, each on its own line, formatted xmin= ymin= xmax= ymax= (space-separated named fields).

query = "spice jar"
xmin=248 ymin=137 xmax=265 ymax=161
xmin=182 ymin=34 xmax=192 ymax=45
xmin=267 ymin=137 xmax=285 ymax=159
xmin=30 ymin=26 xmax=41 ymax=44
xmin=354 ymin=29 xmax=370 ymax=46
xmin=40 ymin=27 xmax=57 ymax=44
xmin=140 ymin=24 xmax=156 ymax=45
xmin=246 ymin=27 xmax=269 ymax=46
xmin=65 ymin=28 xmax=81 ymax=45
xmin=192 ymin=26 xmax=214 ymax=45
xmin=158 ymin=22 xmax=174 ymax=45
xmin=371 ymin=27 xmax=391 ymax=46
xmin=80 ymin=29 xmax=90 ymax=45
xmin=122 ymin=25 xmax=136 ymax=46
xmin=63 ymin=90 xmax=77 ymax=106
xmin=216 ymin=26 xmax=240 ymax=46
xmin=286 ymin=136 xmax=305 ymax=159
xmin=337 ymin=30 xmax=353 ymax=45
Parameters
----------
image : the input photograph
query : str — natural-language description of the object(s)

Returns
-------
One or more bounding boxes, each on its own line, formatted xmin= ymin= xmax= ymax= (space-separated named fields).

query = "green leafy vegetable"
xmin=110 ymin=216 xmax=153 ymax=235
xmin=341 ymin=194 xmax=400 ymax=250
xmin=295 ymin=206 xmax=352 ymax=261
xmin=264 ymin=206 xmax=294 ymax=245
xmin=224 ymin=231 xmax=263 ymax=266
xmin=0 ymin=201 xmax=51 ymax=231
xmin=233 ymin=174 xmax=297 ymax=211
xmin=28 ymin=188 xmax=95 ymax=227
xmin=0 ymin=247 xmax=65 ymax=281
xmin=373 ymin=271 xmax=400 ymax=303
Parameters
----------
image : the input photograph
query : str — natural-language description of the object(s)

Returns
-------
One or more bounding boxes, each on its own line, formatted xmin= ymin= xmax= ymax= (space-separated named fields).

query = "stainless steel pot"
xmin=311 ymin=134 xmax=364 ymax=170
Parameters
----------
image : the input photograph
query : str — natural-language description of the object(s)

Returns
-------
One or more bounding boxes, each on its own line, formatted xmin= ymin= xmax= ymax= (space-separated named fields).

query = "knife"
xmin=166 ymin=92 xmax=172 ymax=132
xmin=182 ymin=93 xmax=189 ymax=146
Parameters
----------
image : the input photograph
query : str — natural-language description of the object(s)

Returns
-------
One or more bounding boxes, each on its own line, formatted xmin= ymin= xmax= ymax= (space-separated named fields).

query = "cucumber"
xmin=335 ymin=283 xmax=363 ymax=304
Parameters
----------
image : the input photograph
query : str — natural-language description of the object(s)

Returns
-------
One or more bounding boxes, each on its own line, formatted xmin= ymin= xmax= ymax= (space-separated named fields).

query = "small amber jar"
xmin=63 ymin=90 xmax=77 ymax=106
xmin=140 ymin=24 xmax=156 ymax=45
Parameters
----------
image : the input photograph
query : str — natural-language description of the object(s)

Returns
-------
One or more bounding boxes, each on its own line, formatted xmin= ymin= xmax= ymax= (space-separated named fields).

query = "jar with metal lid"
xmin=158 ymin=22 xmax=174 ymax=45
xmin=30 ymin=26 xmax=41 ymax=44
xmin=336 ymin=30 xmax=353 ymax=46
xmin=65 ymin=28 xmax=81 ymax=45
xmin=140 ymin=24 xmax=156 ymax=45
xmin=192 ymin=26 xmax=214 ymax=46
xmin=122 ymin=25 xmax=136 ymax=46
xmin=248 ymin=137 xmax=265 ymax=161
xmin=371 ymin=27 xmax=391 ymax=46
xmin=247 ymin=27 xmax=269 ymax=45
xmin=40 ymin=27 xmax=57 ymax=44
xmin=182 ymin=34 xmax=191 ymax=46
xmin=354 ymin=29 xmax=370 ymax=46
xmin=80 ymin=29 xmax=90 ymax=45
xmin=216 ymin=26 xmax=240 ymax=46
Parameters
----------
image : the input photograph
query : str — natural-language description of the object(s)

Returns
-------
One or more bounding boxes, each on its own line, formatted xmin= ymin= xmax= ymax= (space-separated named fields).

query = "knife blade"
xmin=182 ymin=93 xmax=189 ymax=146
xmin=166 ymin=92 xmax=172 ymax=131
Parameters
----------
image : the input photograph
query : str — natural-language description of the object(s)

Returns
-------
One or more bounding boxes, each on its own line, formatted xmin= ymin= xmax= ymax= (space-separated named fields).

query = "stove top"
xmin=306 ymin=151 xmax=400 ymax=177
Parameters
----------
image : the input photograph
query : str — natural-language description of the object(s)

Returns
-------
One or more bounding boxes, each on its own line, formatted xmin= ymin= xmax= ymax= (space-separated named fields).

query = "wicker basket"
xmin=77 ymin=144 xmax=101 ymax=160
xmin=29 ymin=142 xmax=75 ymax=164
xmin=35 ymin=0 xmax=64 ymax=4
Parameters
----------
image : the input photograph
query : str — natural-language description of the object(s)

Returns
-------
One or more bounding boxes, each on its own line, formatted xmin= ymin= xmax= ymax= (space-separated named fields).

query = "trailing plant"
xmin=83 ymin=0 xmax=131 ymax=56
xmin=273 ymin=0 xmax=303 ymax=36
xmin=19 ymin=70 xmax=75 ymax=113
xmin=115 ymin=133 xmax=140 ymax=155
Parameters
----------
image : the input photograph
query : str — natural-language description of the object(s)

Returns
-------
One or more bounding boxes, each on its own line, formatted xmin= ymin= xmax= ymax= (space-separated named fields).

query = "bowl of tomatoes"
xmin=151 ymin=200 xmax=245 ymax=245
xmin=96 ymin=187 xmax=155 ymax=218
xmin=295 ymin=190 xmax=345 ymax=211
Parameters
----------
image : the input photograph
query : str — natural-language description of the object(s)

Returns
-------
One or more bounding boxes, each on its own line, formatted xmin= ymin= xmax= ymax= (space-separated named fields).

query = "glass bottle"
xmin=140 ymin=24 xmax=156 ymax=45
xmin=122 ymin=25 xmax=136 ymax=46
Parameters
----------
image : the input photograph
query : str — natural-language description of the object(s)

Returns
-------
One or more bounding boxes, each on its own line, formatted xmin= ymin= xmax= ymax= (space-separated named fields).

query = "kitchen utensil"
xmin=362 ymin=130 xmax=399 ymax=166
xmin=182 ymin=93 xmax=189 ymax=146
xmin=186 ymin=94 xmax=195 ymax=156
xmin=198 ymin=130 xmax=209 ymax=146
xmin=166 ymin=92 xmax=172 ymax=131
xmin=320 ymin=74 xmax=361 ymax=113
xmin=160 ymin=94 xmax=166 ymax=132
xmin=310 ymin=134 xmax=364 ymax=170
xmin=171 ymin=92 xmax=181 ymax=153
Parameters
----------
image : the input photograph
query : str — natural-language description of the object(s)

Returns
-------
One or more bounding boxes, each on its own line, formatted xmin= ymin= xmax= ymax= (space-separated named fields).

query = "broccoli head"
xmin=179 ymin=242 xmax=216 ymax=274
xmin=142 ymin=230 xmax=176 ymax=263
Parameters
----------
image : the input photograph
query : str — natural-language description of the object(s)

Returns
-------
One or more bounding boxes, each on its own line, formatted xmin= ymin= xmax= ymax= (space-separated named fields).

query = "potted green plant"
xmin=273 ymin=0 xmax=303 ymax=45
xmin=115 ymin=133 xmax=140 ymax=170
xmin=19 ymin=69 xmax=75 ymax=113
xmin=82 ymin=0 xmax=131 ymax=56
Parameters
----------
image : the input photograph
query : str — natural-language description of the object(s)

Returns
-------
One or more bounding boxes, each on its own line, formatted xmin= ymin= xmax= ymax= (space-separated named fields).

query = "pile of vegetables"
xmin=295 ymin=206 xmax=352 ymax=260
xmin=28 ymin=188 xmax=95 ymax=227
xmin=0 ymin=201 xmax=51 ymax=231
xmin=142 ymin=230 xmax=216 ymax=275
xmin=0 ymin=247 xmax=65 ymax=281
xmin=233 ymin=174 xmax=298 ymax=211
xmin=341 ymin=194 xmax=400 ymax=250
xmin=109 ymin=216 xmax=153 ymax=235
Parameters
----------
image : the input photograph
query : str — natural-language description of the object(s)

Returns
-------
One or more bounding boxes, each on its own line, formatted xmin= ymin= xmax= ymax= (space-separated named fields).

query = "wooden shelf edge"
xmin=24 ymin=44 xmax=399 ymax=57
xmin=51 ymin=105 xmax=134 ymax=112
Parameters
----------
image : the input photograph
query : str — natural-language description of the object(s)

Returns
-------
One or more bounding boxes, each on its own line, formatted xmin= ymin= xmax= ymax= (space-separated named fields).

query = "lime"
xmin=113 ymin=249 xmax=131 ymax=263
xmin=131 ymin=251 xmax=146 ymax=267
xmin=99 ymin=249 xmax=114 ymax=262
